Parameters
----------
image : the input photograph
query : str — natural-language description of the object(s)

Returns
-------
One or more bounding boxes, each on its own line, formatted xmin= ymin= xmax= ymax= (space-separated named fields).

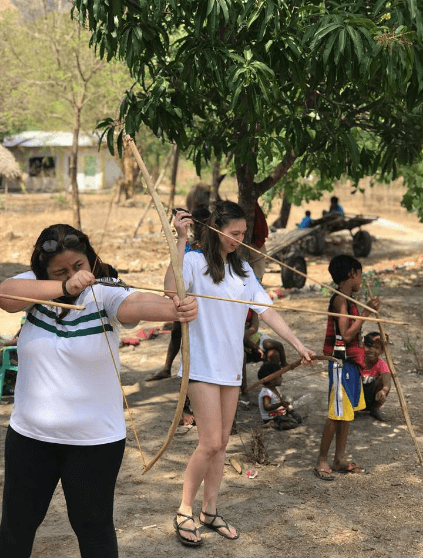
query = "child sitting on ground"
xmin=257 ymin=363 xmax=302 ymax=430
xmin=361 ymin=332 xmax=391 ymax=421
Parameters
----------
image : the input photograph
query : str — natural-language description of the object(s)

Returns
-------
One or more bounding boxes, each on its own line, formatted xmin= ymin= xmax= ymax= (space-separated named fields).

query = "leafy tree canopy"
xmin=72 ymin=0 xmax=423 ymax=222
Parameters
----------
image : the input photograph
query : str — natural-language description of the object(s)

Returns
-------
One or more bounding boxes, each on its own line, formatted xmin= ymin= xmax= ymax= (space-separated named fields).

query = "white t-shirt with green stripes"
xmin=10 ymin=272 xmax=133 ymax=445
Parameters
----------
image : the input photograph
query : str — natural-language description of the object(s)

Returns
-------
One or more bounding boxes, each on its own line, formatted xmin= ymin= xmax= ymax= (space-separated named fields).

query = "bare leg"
xmin=331 ymin=421 xmax=366 ymax=472
xmin=315 ymin=418 xmax=336 ymax=477
xmin=177 ymin=383 xmax=239 ymax=541
xmin=239 ymin=354 xmax=250 ymax=406
xmin=146 ymin=322 xmax=181 ymax=381
xmin=332 ymin=421 xmax=350 ymax=469
xmin=201 ymin=386 xmax=239 ymax=539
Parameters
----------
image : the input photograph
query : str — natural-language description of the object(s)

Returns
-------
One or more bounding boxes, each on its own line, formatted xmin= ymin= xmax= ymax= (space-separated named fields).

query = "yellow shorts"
xmin=328 ymin=361 xmax=366 ymax=421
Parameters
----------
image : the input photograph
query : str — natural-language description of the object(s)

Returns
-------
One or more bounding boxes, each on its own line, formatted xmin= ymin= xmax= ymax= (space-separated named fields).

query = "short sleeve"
xmin=96 ymin=281 xmax=135 ymax=322
xmin=379 ymin=359 xmax=390 ymax=375
xmin=243 ymin=262 xmax=272 ymax=314
xmin=182 ymin=251 xmax=196 ymax=293
xmin=11 ymin=271 xmax=36 ymax=280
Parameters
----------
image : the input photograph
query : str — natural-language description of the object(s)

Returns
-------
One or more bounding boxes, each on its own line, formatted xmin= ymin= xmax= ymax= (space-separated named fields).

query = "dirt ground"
xmin=1 ymin=180 xmax=423 ymax=558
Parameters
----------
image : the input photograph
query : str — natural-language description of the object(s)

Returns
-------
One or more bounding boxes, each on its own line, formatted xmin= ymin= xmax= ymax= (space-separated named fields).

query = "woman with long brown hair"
xmin=165 ymin=201 xmax=315 ymax=547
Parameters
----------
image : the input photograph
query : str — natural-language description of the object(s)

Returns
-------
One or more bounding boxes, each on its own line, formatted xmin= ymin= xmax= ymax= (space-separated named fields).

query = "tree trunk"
xmin=70 ymin=106 xmax=82 ymax=230
xmin=209 ymin=157 xmax=221 ymax=210
xmin=236 ymin=164 xmax=269 ymax=280
xmin=168 ymin=145 xmax=179 ymax=212
xmin=273 ymin=196 xmax=292 ymax=229
xmin=122 ymin=143 xmax=135 ymax=199
xmin=236 ymin=164 xmax=258 ymax=245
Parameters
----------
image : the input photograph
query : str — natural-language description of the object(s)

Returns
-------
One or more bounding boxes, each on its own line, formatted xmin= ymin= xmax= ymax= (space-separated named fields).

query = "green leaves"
xmin=71 ymin=0 xmax=423 ymax=219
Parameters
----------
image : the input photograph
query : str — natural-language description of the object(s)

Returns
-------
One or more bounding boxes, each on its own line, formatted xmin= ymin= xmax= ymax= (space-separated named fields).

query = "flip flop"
xmin=173 ymin=513 xmax=202 ymax=547
xmin=199 ymin=510 xmax=239 ymax=540
xmin=333 ymin=462 xmax=367 ymax=474
xmin=313 ymin=468 xmax=335 ymax=482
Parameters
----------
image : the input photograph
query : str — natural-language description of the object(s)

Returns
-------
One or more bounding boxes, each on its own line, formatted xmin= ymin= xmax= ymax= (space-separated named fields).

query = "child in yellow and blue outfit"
xmin=314 ymin=255 xmax=379 ymax=481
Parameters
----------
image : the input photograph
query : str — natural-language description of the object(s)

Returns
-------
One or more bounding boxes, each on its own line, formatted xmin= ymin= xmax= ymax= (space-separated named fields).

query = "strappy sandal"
xmin=199 ymin=510 xmax=240 ymax=540
xmin=173 ymin=512 xmax=202 ymax=547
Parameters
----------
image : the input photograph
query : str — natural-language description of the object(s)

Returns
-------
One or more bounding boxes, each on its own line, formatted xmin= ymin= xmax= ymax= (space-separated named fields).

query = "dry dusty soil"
xmin=1 ymin=184 xmax=423 ymax=558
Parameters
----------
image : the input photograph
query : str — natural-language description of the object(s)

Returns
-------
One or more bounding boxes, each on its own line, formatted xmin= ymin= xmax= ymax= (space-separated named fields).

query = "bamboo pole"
xmin=100 ymin=282 xmax=408 ymax=326
xmin=246 ymin=355 xmax=339 ymax=392
xmin=366 ymin=280 xmax=423 ymax=466
xmin=0 ymin=293 xmax=84 ymax=310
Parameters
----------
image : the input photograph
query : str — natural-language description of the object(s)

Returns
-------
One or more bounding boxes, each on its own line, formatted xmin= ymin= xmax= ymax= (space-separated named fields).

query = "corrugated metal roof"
xmin=3 ymin=131 xmax=102 ymax=148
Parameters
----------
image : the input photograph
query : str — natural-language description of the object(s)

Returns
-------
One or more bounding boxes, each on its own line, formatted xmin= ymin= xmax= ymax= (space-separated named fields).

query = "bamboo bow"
xmin=126 ymin=135 xmax=190 ymax=474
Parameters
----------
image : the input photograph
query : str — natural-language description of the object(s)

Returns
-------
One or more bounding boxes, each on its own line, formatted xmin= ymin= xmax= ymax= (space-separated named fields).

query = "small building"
xmin=2 ymin=131 xmax=122 ymax=193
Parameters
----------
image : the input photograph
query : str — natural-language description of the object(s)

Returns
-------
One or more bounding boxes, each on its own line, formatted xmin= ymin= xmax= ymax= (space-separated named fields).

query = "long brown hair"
xmin=202 ymin=201 xmax=248 ymax=284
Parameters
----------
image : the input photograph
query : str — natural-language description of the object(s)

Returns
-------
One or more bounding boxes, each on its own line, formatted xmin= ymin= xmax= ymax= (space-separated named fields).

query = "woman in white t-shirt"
xmin=165 ymin=201 xmax=315 ymax=547
xmin=0 ymin=223 xmax=197 ymax=558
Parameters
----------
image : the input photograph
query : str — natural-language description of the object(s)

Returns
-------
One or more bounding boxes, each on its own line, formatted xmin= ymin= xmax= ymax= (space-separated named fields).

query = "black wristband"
xmin=62 ymin=280 xmax=71 ymax=297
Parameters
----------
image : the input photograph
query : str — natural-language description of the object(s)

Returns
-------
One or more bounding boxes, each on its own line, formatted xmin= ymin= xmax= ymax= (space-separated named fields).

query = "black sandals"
xmin=199 ymin=510 xmax=239 ymax=540
xmin=173 ymin=512 xmax=202 ymax=547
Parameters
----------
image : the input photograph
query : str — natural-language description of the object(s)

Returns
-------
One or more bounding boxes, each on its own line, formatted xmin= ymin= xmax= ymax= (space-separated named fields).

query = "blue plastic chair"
xmin=0 ymin=346 xmax=18 ymax=399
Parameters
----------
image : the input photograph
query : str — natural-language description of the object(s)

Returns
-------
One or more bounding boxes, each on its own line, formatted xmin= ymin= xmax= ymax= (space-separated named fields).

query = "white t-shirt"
xmin=10 ymin=271 xmax=134 ymax=445
xmin=178 ymin=251 xmax=272 ymax=386
xmin=258 ymin=387 xmax=281 ymax=421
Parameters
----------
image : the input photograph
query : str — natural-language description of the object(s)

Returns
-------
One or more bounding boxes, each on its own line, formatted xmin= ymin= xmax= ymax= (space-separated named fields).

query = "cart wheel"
xmin=281 ymin=255 xmax=307 ymax=289
xmin=353 ymin=230 xmax=372 ymax=257
xmin=306 ymin=230 xmax=326 ymax=255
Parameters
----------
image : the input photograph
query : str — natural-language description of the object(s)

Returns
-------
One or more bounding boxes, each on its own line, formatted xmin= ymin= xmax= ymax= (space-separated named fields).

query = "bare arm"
xmin=260 ymin=308 xmax=315 ymax=364
xmin=262 ymin=394 xmax=285 ymax=412
xmin=335 ymin=295 xmax=379 ymax=343
xmin=0 ymin=271 xmax=96 ymax=313
xmin=117 ymin=292 xmax=197 ymax=325
xmin=244 ymin=310 xmax=259 ymax=344
xmin=164 ymin=210 xmax=192 ymax=296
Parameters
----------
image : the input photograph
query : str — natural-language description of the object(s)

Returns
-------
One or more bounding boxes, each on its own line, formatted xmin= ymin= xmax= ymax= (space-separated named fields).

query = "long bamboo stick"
xmin=133 ymin=144 xmax=176 ymax=238
xmin=106 ymin=282 xmax=408 ymax=326
xmin=246 ymin=355 xmax=339 ymax=392
xmin=0 ymin=293 xmax=84 ymax=310
xmin=179 ymin=210 xmax=378 ymax=315
xmin=366 ymin=281 xmax=423 ymax=465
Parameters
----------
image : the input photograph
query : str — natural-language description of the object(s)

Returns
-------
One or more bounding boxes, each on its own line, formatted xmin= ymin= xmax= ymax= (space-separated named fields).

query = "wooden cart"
xmin=266 ymin=212 xmax=378 ymax=289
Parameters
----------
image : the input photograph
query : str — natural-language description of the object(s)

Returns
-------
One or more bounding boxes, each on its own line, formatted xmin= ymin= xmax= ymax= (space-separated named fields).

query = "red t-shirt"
xmin=361 ymin=359 xmax=390 ymax=384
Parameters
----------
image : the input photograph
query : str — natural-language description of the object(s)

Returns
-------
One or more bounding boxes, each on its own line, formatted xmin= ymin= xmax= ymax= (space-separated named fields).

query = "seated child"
xmin=297 ymin=210 xmax=313 ymax=229
xmin=244 ymin=310 xmax=287 ymax=365
xmin=241 ymin=310 xmax=287 ymax=406
xmin=257 ymin=363 xmax=302 ymax=430
xmin=361 ymin=332 xmax=391 ymax=421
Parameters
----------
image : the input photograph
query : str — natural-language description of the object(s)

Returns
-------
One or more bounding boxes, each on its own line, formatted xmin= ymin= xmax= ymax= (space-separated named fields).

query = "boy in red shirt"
xmin=361 ymin=332 xmax=391 ymax=421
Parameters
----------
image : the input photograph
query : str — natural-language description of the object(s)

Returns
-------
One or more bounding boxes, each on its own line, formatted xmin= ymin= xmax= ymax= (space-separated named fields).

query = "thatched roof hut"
xmin=0 ymin=144 xmax=21 ymax=180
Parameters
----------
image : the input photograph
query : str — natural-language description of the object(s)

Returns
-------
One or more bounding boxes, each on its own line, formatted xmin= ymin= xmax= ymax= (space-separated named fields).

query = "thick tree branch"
xmin=255 ymin=151 xmax=296 ymax=196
